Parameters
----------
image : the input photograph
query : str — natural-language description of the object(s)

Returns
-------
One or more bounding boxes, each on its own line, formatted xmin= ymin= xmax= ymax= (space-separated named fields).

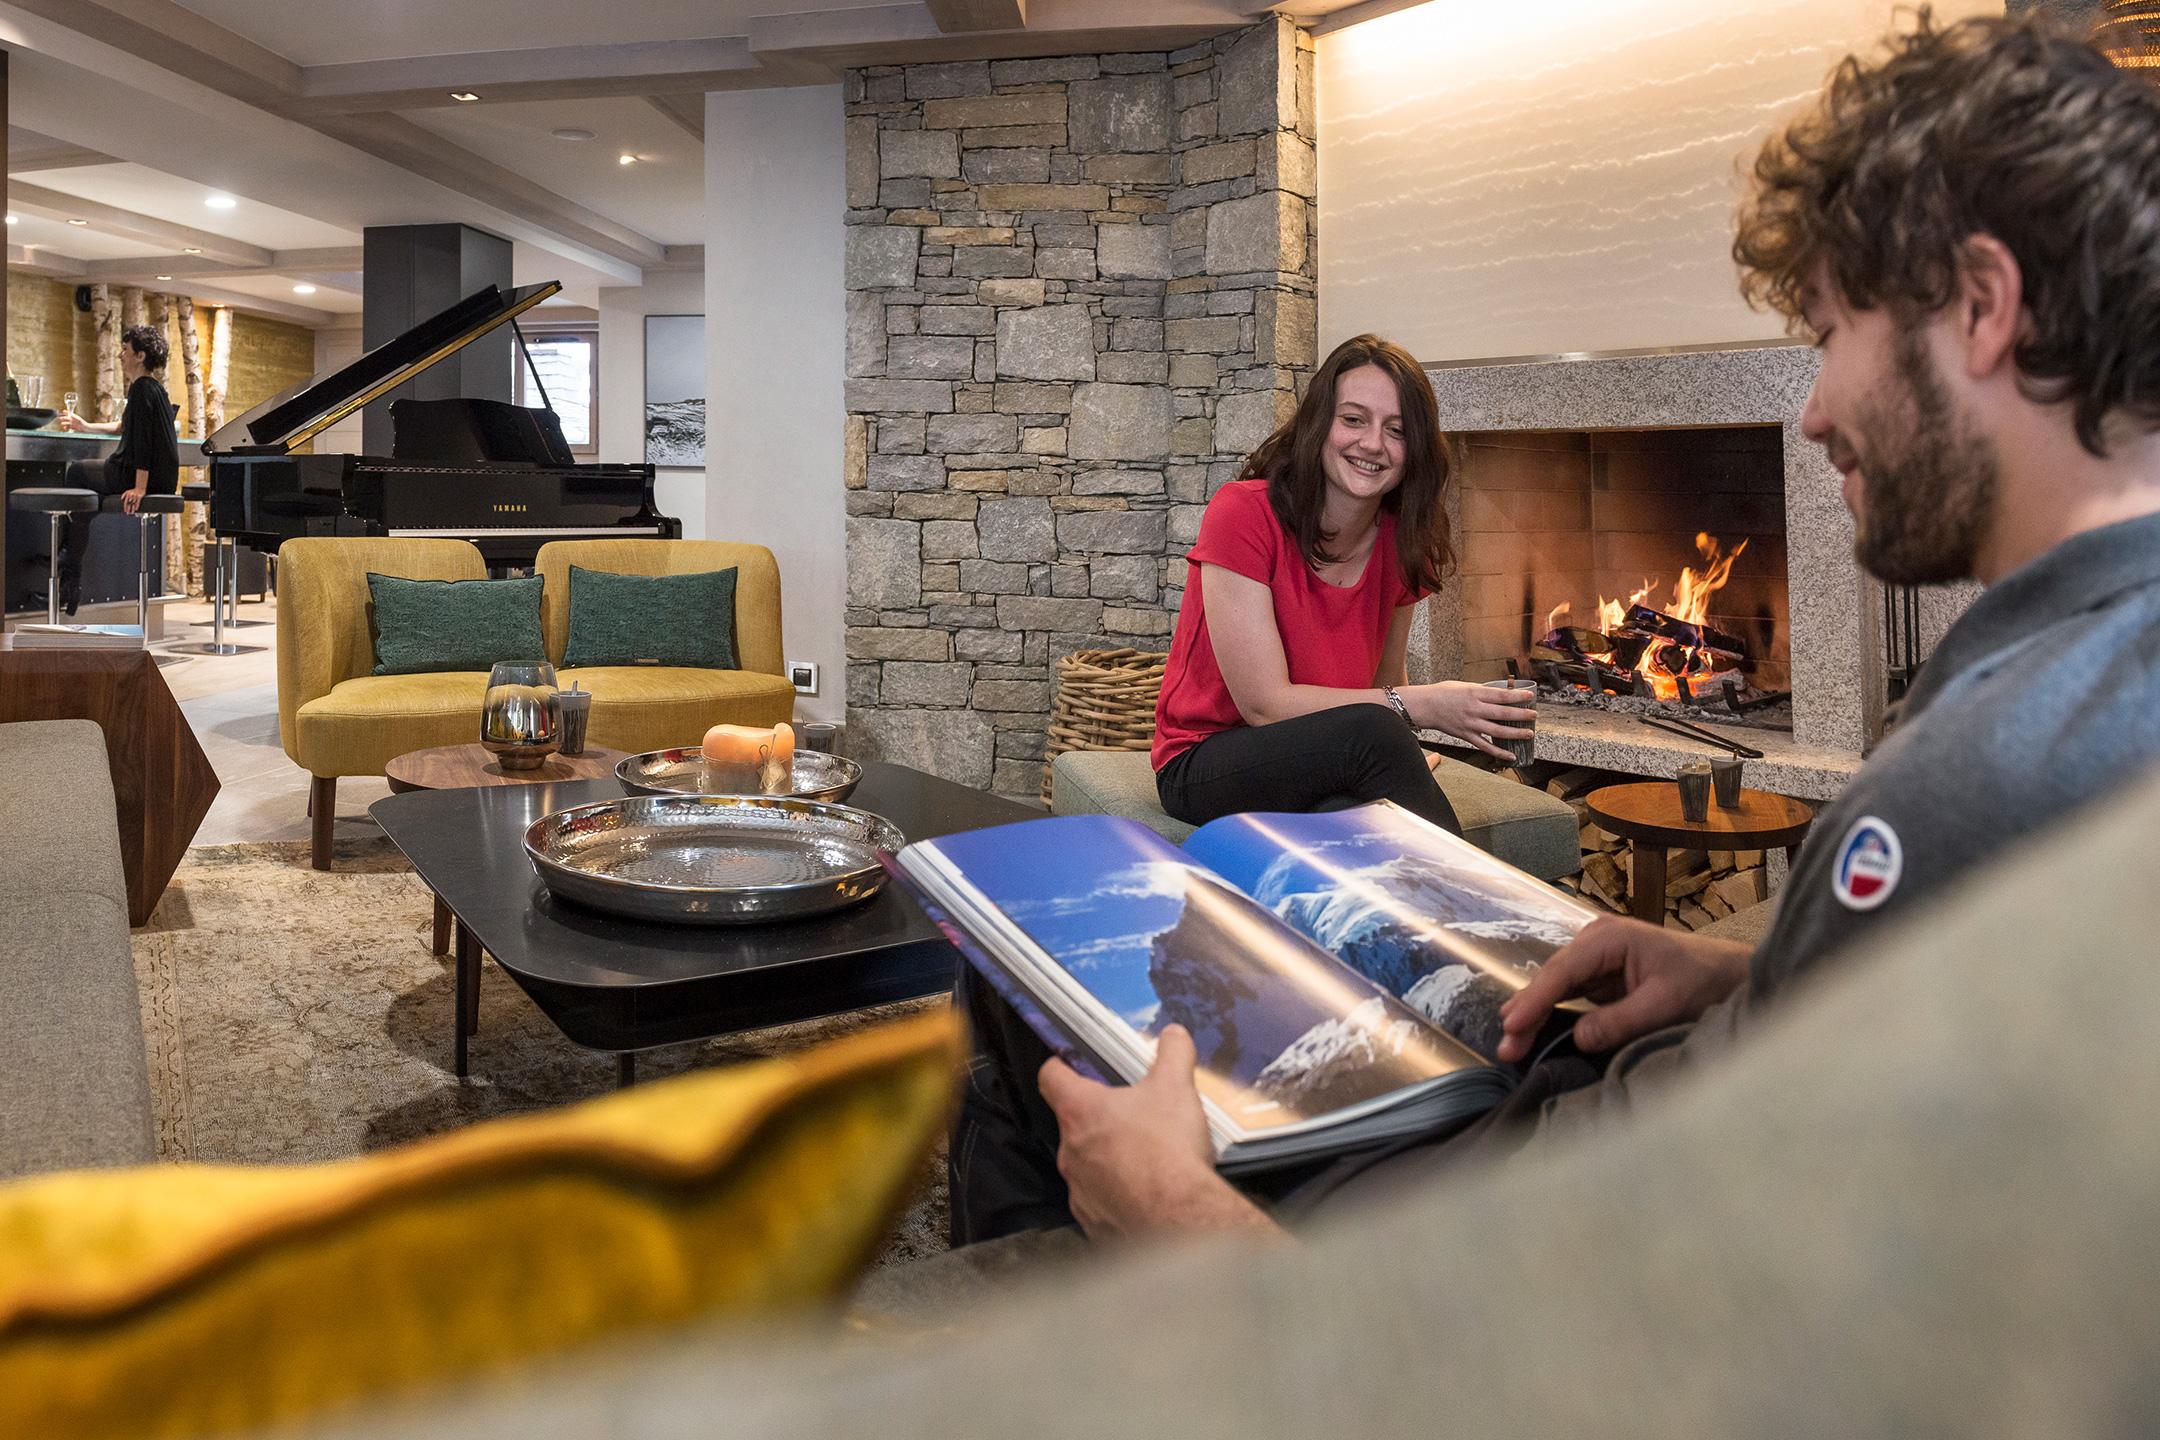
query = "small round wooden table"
xmin=1584 ymin=782 xmax=1816 ymax=927
xmin=385 ymin=742 xmax=625 ymax=1078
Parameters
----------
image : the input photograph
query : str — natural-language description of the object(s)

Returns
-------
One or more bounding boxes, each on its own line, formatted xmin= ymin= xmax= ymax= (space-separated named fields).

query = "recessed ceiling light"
xmin=618 ymin=153 xmax=639 ymax=166
xmin=552 ymin=127 xmax=595 ymax=141
xmin=156 ymin=274 xmax=173 ymax=281
xmin=293 ymin=283 xmax=318 ymax=295
xmin=205 ymin=194 xmax=237 ymax=209
xmin=451 ymin=91 xmax=480 ymax=102
xmin=3 ymin=215 xmax=16 ymax=225
xmin=67 ymin=218 xmax=89 ymax=226
xmin=183 ymin=247 xmax=202 ymax=254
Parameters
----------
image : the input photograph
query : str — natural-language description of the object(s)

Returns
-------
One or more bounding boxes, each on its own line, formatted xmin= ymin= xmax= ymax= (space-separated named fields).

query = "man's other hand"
xmin=1038 ymin=1024 xmax=1282 ymax=1243
xmin=1495 ymin=916 xmax=1752 ymax=1063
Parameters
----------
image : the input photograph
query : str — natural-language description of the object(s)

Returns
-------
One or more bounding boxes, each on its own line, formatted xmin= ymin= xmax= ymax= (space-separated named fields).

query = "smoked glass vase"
xmin=480 ymin=661 xmax=561 ymax=770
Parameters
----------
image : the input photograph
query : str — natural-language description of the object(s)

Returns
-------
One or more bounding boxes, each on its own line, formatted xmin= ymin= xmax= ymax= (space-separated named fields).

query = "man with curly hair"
xmin=960 ymin=10 xmax=2160 ymax=1244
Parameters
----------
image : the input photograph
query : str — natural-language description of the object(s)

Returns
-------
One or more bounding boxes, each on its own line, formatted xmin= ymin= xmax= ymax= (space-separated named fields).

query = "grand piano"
xmin=204 ymin=280 xmax=677 ymax=569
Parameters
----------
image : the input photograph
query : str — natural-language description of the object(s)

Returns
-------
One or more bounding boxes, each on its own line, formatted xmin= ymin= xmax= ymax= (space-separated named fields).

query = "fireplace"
xmin=1455 ymin=426 xmax=1791 ymax=730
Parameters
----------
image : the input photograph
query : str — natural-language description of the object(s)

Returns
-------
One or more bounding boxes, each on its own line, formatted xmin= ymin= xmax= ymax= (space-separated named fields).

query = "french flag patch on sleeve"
xmin=1832 ymin=816 xmax=1902 ymax=911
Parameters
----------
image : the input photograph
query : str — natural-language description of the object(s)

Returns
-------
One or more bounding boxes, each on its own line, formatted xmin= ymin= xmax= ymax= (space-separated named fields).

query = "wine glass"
xmin=62 ymin=391 xmax=79 ymax=427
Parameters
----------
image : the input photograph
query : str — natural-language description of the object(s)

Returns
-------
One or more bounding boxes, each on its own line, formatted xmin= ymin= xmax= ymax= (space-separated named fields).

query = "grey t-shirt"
xmin=1538 ymin=511 xmax=2160 ymax=1139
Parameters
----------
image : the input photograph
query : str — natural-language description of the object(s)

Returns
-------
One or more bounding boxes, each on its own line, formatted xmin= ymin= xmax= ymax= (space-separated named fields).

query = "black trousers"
xmin=949 ymin=704 xmax=1469 ymax=1244
xmin=1155 ymin=702 xmax=1463 ymax=834
xmin=58 ymin=456 xmax=135 ymax=586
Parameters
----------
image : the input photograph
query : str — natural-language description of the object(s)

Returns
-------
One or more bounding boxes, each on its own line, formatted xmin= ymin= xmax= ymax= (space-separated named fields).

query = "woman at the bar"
xmin=54 ymin=324 xmax=180 ymax=614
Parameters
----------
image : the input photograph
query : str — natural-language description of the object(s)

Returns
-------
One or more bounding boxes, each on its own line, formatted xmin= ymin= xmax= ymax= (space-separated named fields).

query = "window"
xmin=515 ymin=327 xmax=598 ymax=456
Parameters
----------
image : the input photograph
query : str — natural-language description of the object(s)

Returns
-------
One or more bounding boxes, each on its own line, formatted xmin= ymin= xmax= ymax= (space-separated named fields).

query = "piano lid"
xmin=203 ymin=281 xmax=561 ymax=456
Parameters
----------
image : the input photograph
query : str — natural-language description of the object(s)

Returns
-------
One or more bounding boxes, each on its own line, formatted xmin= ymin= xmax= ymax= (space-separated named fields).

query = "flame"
xmin=1550 ymin=534 xmax=1749 ymax=702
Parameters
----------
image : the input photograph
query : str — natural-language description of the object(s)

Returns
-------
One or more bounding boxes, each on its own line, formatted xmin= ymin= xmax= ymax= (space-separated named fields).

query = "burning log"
xmin=1617 ymin=603 xmax=1748 ymax=661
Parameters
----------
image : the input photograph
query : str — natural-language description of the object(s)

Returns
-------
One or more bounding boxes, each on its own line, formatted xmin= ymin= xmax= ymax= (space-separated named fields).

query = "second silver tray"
xmin=524 ymin=794 xmax=904 ymax=925
xmin=616 ymin=747 xmax=862 ymax=804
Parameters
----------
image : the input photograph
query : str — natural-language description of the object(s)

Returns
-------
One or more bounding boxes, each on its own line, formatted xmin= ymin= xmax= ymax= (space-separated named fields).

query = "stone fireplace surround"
xmin=1412 ymin=345 xmax=1881 ymax=801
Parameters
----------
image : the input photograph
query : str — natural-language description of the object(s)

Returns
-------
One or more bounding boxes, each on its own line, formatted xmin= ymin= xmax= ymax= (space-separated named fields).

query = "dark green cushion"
xmin=366 ymin=573 xmax=546 ymax=676
xmin=561 ymin=565 xmax=739 ymax=669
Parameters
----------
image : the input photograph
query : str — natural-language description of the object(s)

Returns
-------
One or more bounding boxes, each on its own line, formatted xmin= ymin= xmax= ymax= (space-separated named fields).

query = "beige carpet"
xmin=132 ymin=837 xmax=951 ymax=1266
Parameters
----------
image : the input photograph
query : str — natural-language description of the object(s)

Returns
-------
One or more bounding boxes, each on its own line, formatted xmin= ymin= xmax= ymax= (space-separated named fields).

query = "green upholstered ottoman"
xmin=1048 ymin=748 xmax=1582 ymax=882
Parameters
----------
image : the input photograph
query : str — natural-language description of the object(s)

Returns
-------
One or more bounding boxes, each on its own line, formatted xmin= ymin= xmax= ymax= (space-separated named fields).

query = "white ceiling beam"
xmin=927 ymin=0 xmax=1030 ymax=32
xmin=77 ymin=247 xmax=364 ymax=295
xmin=751 ymin=0 xmax=1238 ymax=69
xmin=287 ymin=38 xmax=760 ymax=114
xmin=307 ymin=113 xmax=668 ymax=269
xmin=6 ymin=180 xmax=273 ymax=265
xmin=648 ymin=244 xmax=705 ymax=274
xmin=646 ymin=95 xmax=705 ymax=144
xmin=9 ymin=141 xmax=119 ymax=173
xmin=6 ymin=242 xmax=79 ymax=278
xmin=0 ymin=0 xmax=303 ymax=97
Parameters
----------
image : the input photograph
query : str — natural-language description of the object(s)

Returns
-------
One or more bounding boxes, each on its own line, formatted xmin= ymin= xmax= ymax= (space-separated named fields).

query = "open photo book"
xmin=888 ymin=800 xmax=1601 ymax=1175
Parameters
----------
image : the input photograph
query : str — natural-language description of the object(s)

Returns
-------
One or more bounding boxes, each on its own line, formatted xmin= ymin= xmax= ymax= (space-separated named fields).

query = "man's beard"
xmin=1849 ymin=327 xmax=1998 ymax=585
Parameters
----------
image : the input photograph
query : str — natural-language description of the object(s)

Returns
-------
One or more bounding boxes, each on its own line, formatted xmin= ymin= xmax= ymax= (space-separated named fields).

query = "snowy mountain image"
xmin=1252 ymin=997 xmax=1435 ymax=1113
xmin=1259 ymin=853 xmax=1576 ymax=1060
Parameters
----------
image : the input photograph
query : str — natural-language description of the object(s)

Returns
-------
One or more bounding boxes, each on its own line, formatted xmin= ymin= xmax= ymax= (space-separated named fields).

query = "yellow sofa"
xmin=278 ymin=537 xmax=796 ymax=869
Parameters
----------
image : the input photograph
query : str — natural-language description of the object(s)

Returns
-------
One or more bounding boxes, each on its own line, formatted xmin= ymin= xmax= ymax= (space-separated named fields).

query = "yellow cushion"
xmin=291 ymin=671 xmax=492 ymax=777
xmin=562 ymin=666 xmax=798 ymax=755
xmin=0 ymin=1010 xmax=960 ymax=1440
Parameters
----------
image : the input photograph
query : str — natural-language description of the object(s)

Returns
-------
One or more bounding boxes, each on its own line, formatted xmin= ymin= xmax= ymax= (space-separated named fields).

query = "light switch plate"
xmin=788 ymin=661 xmax=819 ymax=695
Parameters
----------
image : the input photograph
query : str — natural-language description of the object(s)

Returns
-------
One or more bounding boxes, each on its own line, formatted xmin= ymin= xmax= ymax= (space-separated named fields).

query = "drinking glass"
xmin=1676 ymin=761 xmax=1713 ymax=823
xmin=1481 ymin=678 xmax=1538 ymax=767
xmin=19 ymin=376 xmax=43 ymax=408
xmin=480 ymin=662 xmax=561 ymax=770
xmin=62 ymin=390 xmax=78 ymax=417
xmin=1711 ymin=756 xmax=1745 ymax=808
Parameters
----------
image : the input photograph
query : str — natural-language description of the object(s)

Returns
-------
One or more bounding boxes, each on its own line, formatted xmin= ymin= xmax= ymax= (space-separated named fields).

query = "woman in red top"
xmin=1151 ymin=333 xmax=1533 ymax=833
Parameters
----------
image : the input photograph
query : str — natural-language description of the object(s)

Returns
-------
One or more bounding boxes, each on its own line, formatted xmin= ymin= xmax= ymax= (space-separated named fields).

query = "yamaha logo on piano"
xmin=492 ymin=502 xmax=530 ymax=514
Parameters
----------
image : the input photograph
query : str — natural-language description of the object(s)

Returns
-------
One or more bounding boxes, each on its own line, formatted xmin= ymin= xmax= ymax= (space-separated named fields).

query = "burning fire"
xmin=1544 ymin=533 xmax=1749 ymax=702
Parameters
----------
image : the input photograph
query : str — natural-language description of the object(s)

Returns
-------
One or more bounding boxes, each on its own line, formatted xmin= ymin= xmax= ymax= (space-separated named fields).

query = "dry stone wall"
xmin=844 ymin=18 xmax=1320 ymax=797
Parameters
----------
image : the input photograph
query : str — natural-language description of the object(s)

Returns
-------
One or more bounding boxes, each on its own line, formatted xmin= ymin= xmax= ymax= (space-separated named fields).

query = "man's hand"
xmin=1495 ymin=916 xmax=1752 ymax=1063
xmin=1038 ymin=1024 xmax=1282 ymax=1243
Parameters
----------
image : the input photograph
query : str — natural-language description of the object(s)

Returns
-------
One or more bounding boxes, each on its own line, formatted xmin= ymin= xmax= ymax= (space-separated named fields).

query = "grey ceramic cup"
xmin=1676 ymin=761 xmax=1713 ymax=823
xmin=1482 ymin=678 xmax=1537 ymax=766
xmin=1712 ymin=755 xmax=1744 ymax=808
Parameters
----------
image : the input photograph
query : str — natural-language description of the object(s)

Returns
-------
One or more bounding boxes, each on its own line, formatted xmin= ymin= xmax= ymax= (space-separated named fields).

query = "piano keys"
xmin=202 ymin=281 xmax=679 ymax=571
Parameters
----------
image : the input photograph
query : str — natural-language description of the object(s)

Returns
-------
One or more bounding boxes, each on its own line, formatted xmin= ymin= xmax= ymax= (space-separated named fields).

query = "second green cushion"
xmin=367 ymin=573 xmax=546 ymax=675
xmin=561 ymin=564 xmax=739 ymax=669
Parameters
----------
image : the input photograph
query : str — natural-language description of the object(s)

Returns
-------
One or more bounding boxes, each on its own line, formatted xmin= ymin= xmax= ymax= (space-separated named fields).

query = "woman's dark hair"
xmin=121 ymin=323 xmax=169 ymax=372
xmin=1734 ymin=9 xmax=2160 ymax=455
xmin=1241 ymin=333 xmax=1453 ymax=595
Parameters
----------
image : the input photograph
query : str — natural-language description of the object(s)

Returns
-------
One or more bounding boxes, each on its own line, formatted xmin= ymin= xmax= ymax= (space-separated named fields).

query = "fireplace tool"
xmin=1637 ymin=713 xmax=1764 ymax=760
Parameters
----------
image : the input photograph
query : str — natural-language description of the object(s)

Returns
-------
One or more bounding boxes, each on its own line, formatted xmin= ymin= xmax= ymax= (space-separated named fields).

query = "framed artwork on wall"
xmin=644 ymin=313 xmax=705 ymax=466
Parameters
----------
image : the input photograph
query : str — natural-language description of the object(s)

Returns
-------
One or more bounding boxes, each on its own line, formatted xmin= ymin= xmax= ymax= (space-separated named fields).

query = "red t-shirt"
xmin=1152 ymin=478 xmax=1421 ymax=769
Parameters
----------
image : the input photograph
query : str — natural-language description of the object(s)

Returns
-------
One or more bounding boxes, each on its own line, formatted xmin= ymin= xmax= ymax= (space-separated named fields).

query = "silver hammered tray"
xmin=524 ymin=795 xmax=904 ymax=925
xmin=615 ymin=747 xmax=863 ymax=804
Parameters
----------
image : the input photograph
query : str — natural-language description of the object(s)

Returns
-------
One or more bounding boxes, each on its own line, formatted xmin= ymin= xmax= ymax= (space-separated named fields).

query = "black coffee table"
xmin=369 ymin=759 xmax=1038 ymax=1084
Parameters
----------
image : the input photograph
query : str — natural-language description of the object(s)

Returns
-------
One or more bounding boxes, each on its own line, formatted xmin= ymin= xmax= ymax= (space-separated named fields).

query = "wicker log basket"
xmin=1041 ymin=647 xmax=1169 ymax=806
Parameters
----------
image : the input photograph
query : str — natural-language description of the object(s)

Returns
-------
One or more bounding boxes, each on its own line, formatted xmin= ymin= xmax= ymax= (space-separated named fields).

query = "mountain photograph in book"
xmin=892 ymin=802 xmax=1601 ymax=1172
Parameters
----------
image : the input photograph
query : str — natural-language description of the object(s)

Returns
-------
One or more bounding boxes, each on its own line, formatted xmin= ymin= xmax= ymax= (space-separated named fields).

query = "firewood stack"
xmin=1489 ymin=762 xmax=1771 ymax=929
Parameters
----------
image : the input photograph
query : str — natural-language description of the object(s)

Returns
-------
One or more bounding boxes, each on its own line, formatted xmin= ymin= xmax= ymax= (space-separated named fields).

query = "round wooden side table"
xmin=384 ymin=742 xmax=627 ymax=1078
xmin=1584 ymin=782 xmax=1816 ymax=927
xmin=386 ymin=742 xmax=626 ymax=957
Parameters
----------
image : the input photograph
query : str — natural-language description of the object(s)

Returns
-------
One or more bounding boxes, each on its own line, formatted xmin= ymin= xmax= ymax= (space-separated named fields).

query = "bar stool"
xmin=6 ymin=487 xmax=99 ymax=624
xmin=105 ymin=492 xmax=187 ymax=649
xmin=176 ymin=480 xmax=262 ymax=657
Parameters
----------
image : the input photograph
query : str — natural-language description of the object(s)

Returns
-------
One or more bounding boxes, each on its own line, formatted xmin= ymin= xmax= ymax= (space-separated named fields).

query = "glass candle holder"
xmin=1711 ymin=755 xmax=1745 ymax=808
xmin=480 ymin=661 xmax=561 ymax=770
xmin=1482 ymin=678 xmax=1538 ymax=767
xmin=556 ymin=688 xmax=593 ymax=757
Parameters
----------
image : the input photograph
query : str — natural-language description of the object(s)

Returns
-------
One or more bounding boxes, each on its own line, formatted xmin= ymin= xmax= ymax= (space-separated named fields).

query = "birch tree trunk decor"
xmin=121 ymin=286 xmax=146 ymax=333
xmin=178 ymin=296 xmax=208 ymax=596
xmin=90 ymin=284 xmax=121 ymax=422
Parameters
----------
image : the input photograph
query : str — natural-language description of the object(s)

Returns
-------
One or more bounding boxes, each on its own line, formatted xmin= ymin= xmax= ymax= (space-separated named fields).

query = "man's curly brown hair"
xmin=1734 ymin=8 xmax=2160 ymax=456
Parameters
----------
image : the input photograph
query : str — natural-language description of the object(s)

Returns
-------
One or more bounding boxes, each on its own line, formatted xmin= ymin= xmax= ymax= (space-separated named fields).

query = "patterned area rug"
xmin=131 ymin=838 xmax=951 ymax=1268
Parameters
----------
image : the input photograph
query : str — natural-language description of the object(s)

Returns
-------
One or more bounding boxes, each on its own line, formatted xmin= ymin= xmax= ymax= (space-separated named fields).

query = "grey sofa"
xmin=0 ymin=718 xmax=156 ymax=1177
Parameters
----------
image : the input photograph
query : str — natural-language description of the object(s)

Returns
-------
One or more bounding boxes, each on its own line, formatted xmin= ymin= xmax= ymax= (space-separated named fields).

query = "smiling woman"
xmin=1147 ymin=333 xmax=1539 ymax=836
